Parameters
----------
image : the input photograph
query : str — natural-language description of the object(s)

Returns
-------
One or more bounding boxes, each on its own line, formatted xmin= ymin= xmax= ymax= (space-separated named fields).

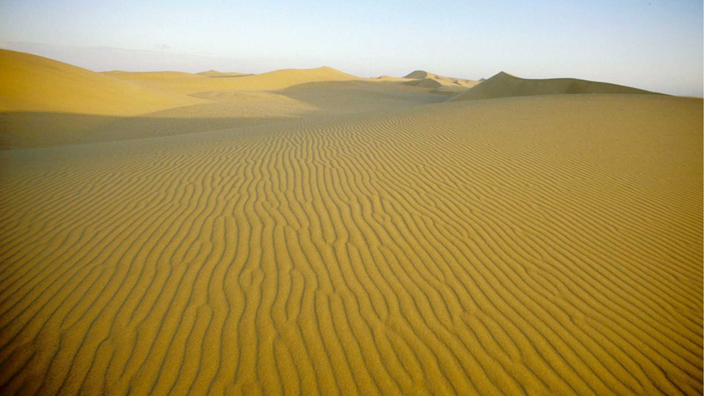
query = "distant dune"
xmin=375 ymin=75 xmax=412 ymax=82
xmin=103 ymin=71 xmax=205 ymax=80
xmin=197 ymin=70 xmax=250 ymax=78
xmin=0 ymin=51 xmax=701 ymax=395
xmin=451 ymin=71 xmax=656 ymax=101
xmin=402 ymin=70 xmax=479 ymax=95
xmin=108 ymin=66 xmax=360 ymax=95
xmin=404 ymin=78 xmax=444 ymax=89
xmin=404 ymin=70 xmax=479 ymax=87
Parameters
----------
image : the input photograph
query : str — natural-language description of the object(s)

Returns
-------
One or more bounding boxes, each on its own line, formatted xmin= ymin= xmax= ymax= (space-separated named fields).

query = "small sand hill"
xmin=197 ymin=70 xmax=250 ymax=78
xmin=404 ymin=70 xmax=445 ymax=80
xmin=404 ymin=70 xmax=479 ymax=87
xmin=109 ymin=66 xmax=360 ymax=95
xmin=405 ymin=78 xmax=443 ymax=89
xmin=402 ymin=70 xmax=479 ymax=95
xmin=0 ymin=50 xmax=202 ymax=115
xmin=450 ymin=71 xmax=656 ymax=101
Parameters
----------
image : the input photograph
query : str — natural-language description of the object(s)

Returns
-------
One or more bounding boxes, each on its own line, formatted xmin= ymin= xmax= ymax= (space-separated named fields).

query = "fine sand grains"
xmin=0 ymin=94 xmax=701 ymax=395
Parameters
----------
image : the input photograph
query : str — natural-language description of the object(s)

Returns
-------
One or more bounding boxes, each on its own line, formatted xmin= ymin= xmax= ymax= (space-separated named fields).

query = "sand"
xmin=105 ymin=66 xmax=360 ymax=95
xmin=0 ymin=50 xmax=702 ymax=395
xmin=0 ymin=51 xmax=202 ymax=115
xmin=401 ymin=70 xmax=480 ymax=95
xmin=0 ymin=50 xmax=205 ymax=149
xmin=451 ymin=72 xmax=655 ymax=101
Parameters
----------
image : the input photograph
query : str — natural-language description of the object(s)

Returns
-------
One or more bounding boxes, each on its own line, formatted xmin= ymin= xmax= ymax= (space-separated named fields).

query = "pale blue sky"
xmin=1 ymin=0 xmax=701 ymax=96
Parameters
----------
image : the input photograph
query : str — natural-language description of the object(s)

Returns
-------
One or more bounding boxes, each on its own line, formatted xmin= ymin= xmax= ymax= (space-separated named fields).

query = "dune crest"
xmin=197 ymin=70 xmax=250 ymax=78
xmin=108 ymin=66 xmax=361 ymax=95
xmin=0 ymin=50 xmax=202 ymax=115
xmin=402 ymin=70 xmax=479 ymax=94
xmin=450 ymin=71 xmax=657 ymax=101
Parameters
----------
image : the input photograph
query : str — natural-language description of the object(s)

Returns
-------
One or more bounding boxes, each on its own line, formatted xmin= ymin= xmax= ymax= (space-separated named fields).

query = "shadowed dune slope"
xmin=451 ymin=72 xmax=657 ymax=101
xmin=403 ymin=78 xmax=444 ymax=89
xmin=0 ymin=50 xmax=203 ymax=115
xmin=0 ymin=94 xmax=700 ymax=395
xmin=0 ymin=79 xmax=444 ymax=150
xmin=1 ymin=50 xmax=444 ymax=150
xmin=402 ymin=78 xmax=469 ymax=95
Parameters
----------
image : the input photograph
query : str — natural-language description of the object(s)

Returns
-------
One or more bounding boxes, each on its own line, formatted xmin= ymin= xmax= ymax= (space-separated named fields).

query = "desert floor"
xmin=0 ymin=50 xmax=702 ymax=395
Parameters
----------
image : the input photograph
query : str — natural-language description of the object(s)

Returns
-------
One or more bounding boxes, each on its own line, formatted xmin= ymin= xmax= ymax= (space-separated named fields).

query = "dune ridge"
xmin=107 ymin=66 xmax=361 ymax=95
xmin=197 ymin=70 xmax=250 ymax=78
xmin=1 ymin=53 xmax=443 ymax=149
xmin=403 ymin=70 xmax=478 ymax=87
xmin=0 ymin=50 xmax=202 ymax=115
xmin=402 ymin=70 xmax=480 ymax=95
xmin=0 ymin=92 xmax=701 ymax=395
xmin=451 ymin=71 xmax=657 ymax=101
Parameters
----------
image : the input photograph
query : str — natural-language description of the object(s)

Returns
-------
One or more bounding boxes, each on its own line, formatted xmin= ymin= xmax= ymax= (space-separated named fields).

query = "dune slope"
xmin=1 ymin=78 xmax=444 ymax=149
xmin=2 ymin=52 xmax=448 ymax=149
xmin=108 ymin=66 xmax=360 ymax=95
xmin=0 ymin=50 xmax=206 ymax=148
xmin=0 ymin=94 xmax=700 ymax=395
xmin=403 ymin=70 xmax=478 ymax=87
xmin=0 ymin=50 xmax=202 ymax=115
xmin=451 ymin=72 xmax=656 ymax=101
xmin=403 ymin=70 xmax=480 ymax=94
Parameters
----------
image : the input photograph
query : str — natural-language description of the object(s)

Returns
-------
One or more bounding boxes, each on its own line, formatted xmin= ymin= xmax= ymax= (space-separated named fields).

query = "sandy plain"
xmin=0 ymin=49 xmax=702 ymax=395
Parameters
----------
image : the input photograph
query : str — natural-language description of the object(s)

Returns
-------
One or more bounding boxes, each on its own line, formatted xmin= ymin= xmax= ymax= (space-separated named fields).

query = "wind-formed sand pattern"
xmin=0 ymin=50 xmax=702 ymax=395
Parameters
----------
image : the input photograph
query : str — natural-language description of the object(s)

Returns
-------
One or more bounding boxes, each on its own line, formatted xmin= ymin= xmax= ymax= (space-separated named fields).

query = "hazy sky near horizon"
xmin=1 ymin=0 xmax=702 ymax=96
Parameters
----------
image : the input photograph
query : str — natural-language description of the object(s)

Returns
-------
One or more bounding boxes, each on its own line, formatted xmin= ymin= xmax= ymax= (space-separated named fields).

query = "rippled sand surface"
xmin=0 ymin=50 xmax=701 ymax=395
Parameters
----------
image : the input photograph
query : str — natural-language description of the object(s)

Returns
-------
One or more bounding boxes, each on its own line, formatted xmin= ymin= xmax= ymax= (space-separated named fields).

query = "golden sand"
xmin=105 ymin=66 xmax=360 ymax=95
xmin=0 ymin=50 xmax=702 ymax=395
xmin=401 ymin=70 xmax=480 ymax=95
xmin=451 ymin=72 xmax=655 ymax=102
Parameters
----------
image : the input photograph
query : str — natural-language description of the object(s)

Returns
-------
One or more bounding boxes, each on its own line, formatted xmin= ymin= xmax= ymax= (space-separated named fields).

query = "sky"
xmin=1 ymin=0 xmax=702 ymax=96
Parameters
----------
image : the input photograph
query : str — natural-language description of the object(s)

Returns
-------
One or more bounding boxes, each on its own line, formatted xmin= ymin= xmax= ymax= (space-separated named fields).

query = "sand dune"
xmin=0 ymin=50 xmax=205 ymax=148
xmin=402 ymin=70 xmax=480 ymax=95
xmin=404 ymin=70 xmax=479 ymax=88
xmin=1 ymin=54 xmax=437 ymax=149
xmin=403 ymin=78 xmax=467 ymax=95
xmin=197 ymin=70 xmax=250 ymax=78
xmin=103 ymin=71 xmax=206 ymax=81
xmin=404 ymin=77 xmax=444 ymax=89
xmin=0 ymin=51 xmax=701 ymax=395
xmin=374 ymin=75 xmax=412 ymax=82
xmin=108 ymin=66 xmax=360 ymax=95
xmin=0 ymin=50 xmax=202 ymax=115
xmin=1 ymin=80 xmax=442 ymax=149
xmin=451 ymin=71 xmax=656 ymax=101
xmin=404 ymin=70 xmax=476 ymax=85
